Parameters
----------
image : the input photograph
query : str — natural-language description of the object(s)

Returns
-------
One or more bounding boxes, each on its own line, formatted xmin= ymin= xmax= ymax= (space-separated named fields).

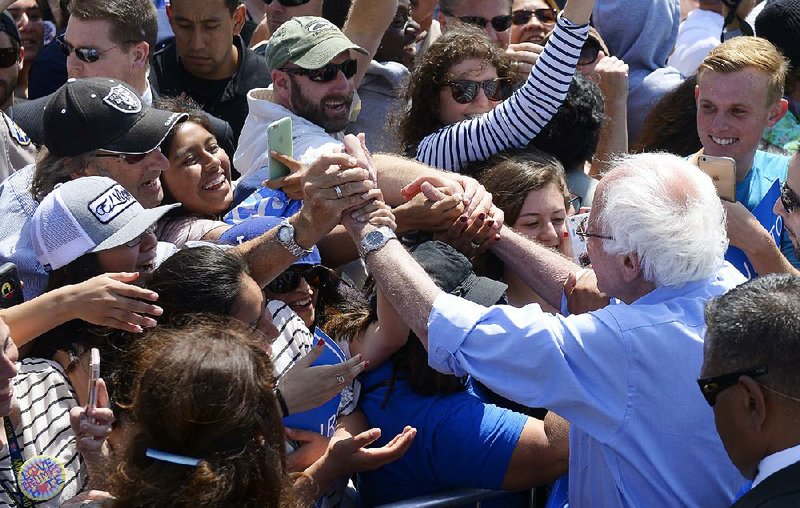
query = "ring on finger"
xmin=336 ymin=374 xmax=346 ymax=384
xmin=470 ymin=240 xmax=482 ymax=249
xmin=334 ymin=185 xmax=343 ymax=199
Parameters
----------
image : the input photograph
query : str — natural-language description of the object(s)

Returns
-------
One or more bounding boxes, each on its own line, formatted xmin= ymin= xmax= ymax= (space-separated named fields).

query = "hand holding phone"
xmin=698 ymin=155 xmax=736 ymax=202
xmin=0 ymin=262 xmax=23 ymax=309
xmin=87 ymin=348 xmax=100 ymax=424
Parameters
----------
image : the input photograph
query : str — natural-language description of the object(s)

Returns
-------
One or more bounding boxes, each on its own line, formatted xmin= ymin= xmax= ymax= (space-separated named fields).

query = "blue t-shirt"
xmin=357 ymin=362 xmax=527 ymax=506
xmin=735 ymin=150 xmax=799 ymax=269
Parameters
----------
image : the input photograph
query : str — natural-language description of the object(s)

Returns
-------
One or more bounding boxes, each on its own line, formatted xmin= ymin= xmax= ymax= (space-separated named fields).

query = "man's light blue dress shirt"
xmin=428 ymin=263 xmax=746 ymax=507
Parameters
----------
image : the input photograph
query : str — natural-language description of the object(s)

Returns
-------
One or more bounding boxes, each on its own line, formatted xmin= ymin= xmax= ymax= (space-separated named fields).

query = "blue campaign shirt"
xmin=357 ymin=361 xmax=527 ymax=506
xmin=734 ymin=150 xmax=799 ymax=269
xmin=427 ymin=263 xmax=746 ymax=507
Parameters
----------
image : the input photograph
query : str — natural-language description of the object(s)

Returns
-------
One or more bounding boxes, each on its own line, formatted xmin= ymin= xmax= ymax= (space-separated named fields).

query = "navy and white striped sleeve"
xmin=415 ymin=16 xmax=589 ymax=172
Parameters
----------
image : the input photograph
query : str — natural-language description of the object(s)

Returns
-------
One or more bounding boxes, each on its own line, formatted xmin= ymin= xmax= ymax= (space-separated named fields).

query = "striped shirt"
xmin=415 ymin=17 xmax=590 ymax=172
xmin=0 ymin=358 xmax=86 ymax=506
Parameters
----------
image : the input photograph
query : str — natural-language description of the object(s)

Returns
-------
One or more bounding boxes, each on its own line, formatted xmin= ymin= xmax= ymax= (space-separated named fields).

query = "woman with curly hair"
xmin=395 ymin=0 xmax=593 ymax=172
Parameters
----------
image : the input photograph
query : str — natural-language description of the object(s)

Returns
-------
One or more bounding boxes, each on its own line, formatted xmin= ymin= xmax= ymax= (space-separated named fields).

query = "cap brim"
xmin=102 ymin=110 xmax=187 ymax=155
xmin=91 ymin=202 xmax=180 ymax=252
xmin=464 ymin=275 xmax=508 ymax=307
xmin=293 ymin=36 xmax=368 ymax=69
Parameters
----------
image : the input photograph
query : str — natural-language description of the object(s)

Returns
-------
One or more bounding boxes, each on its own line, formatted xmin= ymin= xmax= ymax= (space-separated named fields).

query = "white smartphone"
xmin=87 ymin=348 xmax=100 ymax=423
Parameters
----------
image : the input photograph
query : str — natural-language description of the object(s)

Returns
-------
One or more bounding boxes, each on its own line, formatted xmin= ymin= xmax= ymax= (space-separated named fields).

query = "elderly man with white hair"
xmin=341 ymin=150 xmax=747 ymax=507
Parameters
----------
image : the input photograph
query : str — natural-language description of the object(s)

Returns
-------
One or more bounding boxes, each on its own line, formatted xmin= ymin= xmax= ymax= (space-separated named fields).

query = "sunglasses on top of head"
xmin=440 ymin=8 xmax=513 ymax=32
xmin=511 ymin=8 xmax=558 ymax=25
xmin=262 ymin=0 xmax=312 ymax=5
xmin=442 ymin=78 xmax=514 ymax=104
xmin=0 ymin=47 xmax=18 ymax=68
xmin=267 ymin=265 xmax=329 ymax=294
xmin=280 ymin=59 xmax=358 ymax=82
xmin=56 ymin=33 xmax=133 ymax=64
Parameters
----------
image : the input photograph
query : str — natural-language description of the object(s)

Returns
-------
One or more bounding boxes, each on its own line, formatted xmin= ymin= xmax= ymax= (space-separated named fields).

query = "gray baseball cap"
xmin=31 ymin=176 xmax=179 ymax=271
xmin=265 ymin=16 xmax=368 ymax=71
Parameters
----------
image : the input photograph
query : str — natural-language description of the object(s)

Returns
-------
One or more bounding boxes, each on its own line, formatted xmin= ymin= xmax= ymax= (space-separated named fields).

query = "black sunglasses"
xmin=574 ymin=217 xmax=613 ymax=241
xmin=511 ymin=8 xmax=558 ymax=25
xmin=443 ymin=78 xmax=514 ymax=104
xmin=56 ymin=33 xmax=132 ymax=64
xmin=0 ymin=48 xmax=18 ymax=68
xmin=780 ymin=181 xmax=800 ymax=214
xmin=280 ymin=59 xmax=358 ymax=82
xmin=441 ymin=8 xmax=512 ymax=32
xmin=579 ymin=43 xmax=601 ymax=65
xmin=697 ymin=365 xmax=768 ymax=407
xmin=95 ymin=152 xmax=149 ymax=165
xmin=263 ymin=0 xmax=311 ymax=5
xmin=267 ymin=265 xmax=329 ymax=294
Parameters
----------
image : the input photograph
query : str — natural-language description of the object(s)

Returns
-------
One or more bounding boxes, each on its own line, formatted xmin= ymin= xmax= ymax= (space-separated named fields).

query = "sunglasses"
xmin=95 ymin=152 xmax=150 ymax=165
xmin=511 ymin=8 xmax=558 ymax=25
xmin=0 ymin=48 xmax=18 ymax=68
xmin=579 ymin=43 xmax=601 ymax=66
xmin=441 ymin=8 xmax=512 ymax=32
xmin=280 ymin=59 xmax=358 ymax=82
xmin=56 ymin=34 xmax=131 ymax=64
xmin=575 ymin=217 xmax=613 ymax=241
xmin=262 ymin=0 xmax=311 ymax=5
xmin=443 ymin=78 xmax=514 ymax=104
xmin=780 ymin=181 xmax=800 ymax=214
xmin=697 ymin=365 xmax=768 ymax=407
xmin=267 ymin=265 xmax=329 ymax=294
xmin=124 ymin=225 xmax=157 ymax=248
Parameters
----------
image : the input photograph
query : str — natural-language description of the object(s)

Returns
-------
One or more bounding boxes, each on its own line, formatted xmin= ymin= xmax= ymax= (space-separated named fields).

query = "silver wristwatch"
xmin=276 ymin=220 xmax=313 ymax=258
xmin=359 ymin=226 xmax=397 ymax=258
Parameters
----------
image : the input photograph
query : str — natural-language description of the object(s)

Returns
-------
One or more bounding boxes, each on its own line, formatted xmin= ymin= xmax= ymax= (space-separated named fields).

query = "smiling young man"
xmin=152 ymin=0 xmax=269 ymax=139
xmin=694 ymin=36 xmax=799 ymax=269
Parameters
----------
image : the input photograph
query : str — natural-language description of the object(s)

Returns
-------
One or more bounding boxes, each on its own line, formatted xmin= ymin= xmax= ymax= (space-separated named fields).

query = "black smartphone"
xmin=0 ymin=262 xmax=23 ymax=309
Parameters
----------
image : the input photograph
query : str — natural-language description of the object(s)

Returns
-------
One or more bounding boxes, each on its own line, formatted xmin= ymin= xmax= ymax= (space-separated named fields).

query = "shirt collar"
xmin=753 ymin=442 xmax=800 ymax=488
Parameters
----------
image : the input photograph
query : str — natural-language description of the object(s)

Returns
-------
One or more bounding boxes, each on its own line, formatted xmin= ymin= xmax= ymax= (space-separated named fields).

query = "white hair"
xmin=596 ymin=152 xmax=728 ymax=287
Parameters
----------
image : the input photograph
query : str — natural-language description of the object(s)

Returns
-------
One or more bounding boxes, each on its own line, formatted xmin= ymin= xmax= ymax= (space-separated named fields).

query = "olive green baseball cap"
xmin=265 ymin=16 xmax=368 ymax=71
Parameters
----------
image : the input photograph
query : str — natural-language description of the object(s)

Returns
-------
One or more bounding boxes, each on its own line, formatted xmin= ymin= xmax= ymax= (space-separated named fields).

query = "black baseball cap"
xmin=410 ymin=240 xmax=507 ymax=306
xmin=0 ymin=11 xmax=20 ymax=46
xmin=43 ymin=78 xmax=187 ymax=158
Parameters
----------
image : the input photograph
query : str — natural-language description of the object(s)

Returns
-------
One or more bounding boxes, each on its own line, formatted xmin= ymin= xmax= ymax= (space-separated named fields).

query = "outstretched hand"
xmin=66 ymin=273 xmax=162 ymax=334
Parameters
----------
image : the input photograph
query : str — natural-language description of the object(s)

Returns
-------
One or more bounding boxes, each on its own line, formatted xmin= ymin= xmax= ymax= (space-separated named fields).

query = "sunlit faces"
xmin=85 ymin=149 xmax=169 ymax=209
xmin=512 ymin=183 xmax=568 ymax=253
xmin=8 ymin=0 xmax=42 ymax=62
xmin=0 ymin=32 xmax=21 ymax=107
xmin=263 ymin=269 xmax=318 ymax=328
xmin=437 ymin=58 xmax=502 ymax=125
xmin=167 ymin=0 xmax=243 ymax=80
xmin=95 ymin=228 xmax=158 ymax=274
xmin=774 ymin=154 xmax=800 ymax=252
xmin=510 ymin=0 xmax=556 ymax=44
xmin=0 ymin=319 xmax=18 ymax=418
xmin=374 ymin=0 xmax=421 ymax=68
xmin=285 ymin=51 xmax=356 ymax=133
xmin=63 ymin=17 xmax=140 ymax=86
xmin=695 ymin=68 xmax=788 ymax=173
xmin=266 ymin=0 xmax=322 ymax=35
xmin=163 ymin=121 xmax=233 ymax=215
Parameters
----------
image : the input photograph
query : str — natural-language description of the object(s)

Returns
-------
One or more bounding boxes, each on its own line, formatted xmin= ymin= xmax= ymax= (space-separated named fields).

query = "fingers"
xmin=564 ymin=272 xmax=577 ymax=295
xmin=269 ymin=150 xmax=303 ymax=172
xmin=348 ymin=428 xmax=382 ymax=450
xmin=420 ymin=181 xmax=450 ymax=202
xmin=96 ymin=274 xmax=159 ymax=302
xmin=96 ymin=378 xmax=109 ymax=409
xmin=294 ymin=339 xmax=326 ymax=368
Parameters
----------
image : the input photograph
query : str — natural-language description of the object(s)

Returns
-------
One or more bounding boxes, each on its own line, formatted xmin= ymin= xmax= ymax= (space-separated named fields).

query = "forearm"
xmin=1 ymin=286 xmax=76 ymax=347
xmin=343 ymin=0 xmax=396 ymax=88
xmin=317 ymin=225 xmax=359 ymax=269
xmin=492 ymin=227 xmax=578 ymax=309
xmin=590 ymin=98 xmax=628 ymax=178
xmin=741 ymin=230 xmax=800 ymax=276
xmin=373 ymin=153 xmax=448 ymax=206
xmin=561 ymin=0 xmax=594 ymax=24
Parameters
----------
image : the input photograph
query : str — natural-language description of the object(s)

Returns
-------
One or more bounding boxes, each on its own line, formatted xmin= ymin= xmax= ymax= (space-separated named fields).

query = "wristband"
xmin=274 ymin=387 xmax=290 ymax=417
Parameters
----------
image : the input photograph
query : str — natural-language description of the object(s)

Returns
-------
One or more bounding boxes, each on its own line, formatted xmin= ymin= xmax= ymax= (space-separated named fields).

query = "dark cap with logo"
xmin=265 ymin=16 xmax=368 ymax=71
xmin=43 ymin=78 xmax=187 ymax=158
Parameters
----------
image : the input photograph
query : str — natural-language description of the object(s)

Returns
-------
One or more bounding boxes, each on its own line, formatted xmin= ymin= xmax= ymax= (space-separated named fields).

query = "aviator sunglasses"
xmin=280 ymin=59 xmax=358 ymax=82
xmin=440 ymin=8 xmax=513 ymax=32
xmin=442 ymin=78 xmax=514 ymax=104
xmin=511 ymin=8 xmax=558 ymax=25
xmin=267 ymin=265 xmax=329 ymax=294
xmin=95 ymin=152 xmax=150 ymax=165
xmin=56 ymin=34 xmax=133 ymax=64
xmin=262 ymin=0 xmax=311 ymax=5
xmin=0 ymin=48 xmax=18 ymax=68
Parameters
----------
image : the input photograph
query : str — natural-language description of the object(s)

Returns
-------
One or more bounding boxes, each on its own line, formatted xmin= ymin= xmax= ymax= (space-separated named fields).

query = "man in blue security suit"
xmin=340 ymin=144 xmax=746 ymax=506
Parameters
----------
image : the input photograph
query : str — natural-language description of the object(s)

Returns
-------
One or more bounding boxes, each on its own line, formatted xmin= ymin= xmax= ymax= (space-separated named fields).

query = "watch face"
xmin=365 ymin=230 xmax=383 ymax=248
xmin=277 ymin=224 xmax=292 ymax=243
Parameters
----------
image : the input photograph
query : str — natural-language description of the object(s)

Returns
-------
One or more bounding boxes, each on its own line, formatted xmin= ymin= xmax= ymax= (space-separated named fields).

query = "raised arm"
xmin=416 ymin=0 xmax=593 ymax=171
xmin=342 ymin=0 xmax=397 ymax=89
